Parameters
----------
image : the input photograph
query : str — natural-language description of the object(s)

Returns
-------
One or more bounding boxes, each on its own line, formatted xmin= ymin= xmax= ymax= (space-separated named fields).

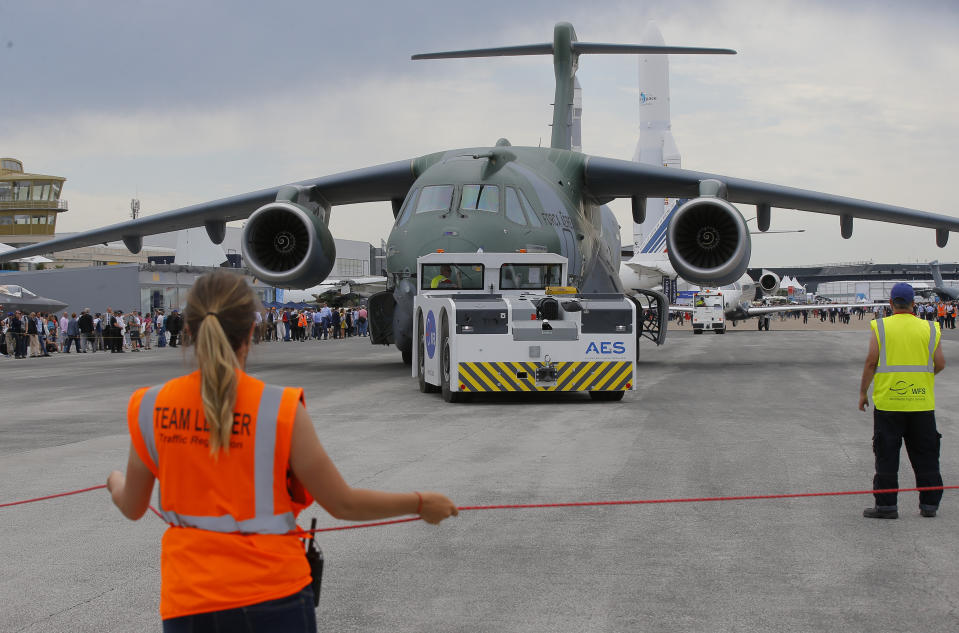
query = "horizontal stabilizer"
xmin=413 ymin=42 xmax=735 ymax=60
xmin=572 ymin=43 xmax=735 ymax=56
xmin=412 ymin=44 xmax=553 ymax=59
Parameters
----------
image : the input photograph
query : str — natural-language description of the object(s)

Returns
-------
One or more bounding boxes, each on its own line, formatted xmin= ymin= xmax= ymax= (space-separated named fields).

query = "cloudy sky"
xmin=1 ymin=0 xmax=957 ymax=266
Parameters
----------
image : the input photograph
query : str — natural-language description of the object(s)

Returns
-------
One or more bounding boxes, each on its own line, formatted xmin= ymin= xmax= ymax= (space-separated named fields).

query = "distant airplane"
xmin=3 ymin=23 xmax=959 ymax=364
xmin=0 ymin=284 xmax=68 ymax=313
xmin=283 ymin=276 xmax=387 ymax=302
xmin=920 ymin=261 xmax=959 ymax=300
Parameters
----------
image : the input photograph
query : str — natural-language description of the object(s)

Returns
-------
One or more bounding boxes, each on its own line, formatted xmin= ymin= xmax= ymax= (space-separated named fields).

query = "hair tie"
xmin=206 ymin=312 xmax=219 ymax=318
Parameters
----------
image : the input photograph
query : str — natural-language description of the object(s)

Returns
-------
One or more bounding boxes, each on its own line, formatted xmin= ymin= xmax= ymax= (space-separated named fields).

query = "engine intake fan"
xmin=759 ymin=270 xmax=781 ymax=295
xmin=241 ymin=202 xmax=336 ymax=288
xmin=666 ymin=197 xmax=751 ymax=287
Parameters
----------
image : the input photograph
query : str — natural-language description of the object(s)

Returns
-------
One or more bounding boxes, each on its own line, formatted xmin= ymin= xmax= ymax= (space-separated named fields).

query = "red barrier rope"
xmin=0 ymin=484 xmax=107 ymax=508
xmin=297 ymin=484 xmax=958 ymax=534
xmin=4 ymin=484 xmax=956 ymax=535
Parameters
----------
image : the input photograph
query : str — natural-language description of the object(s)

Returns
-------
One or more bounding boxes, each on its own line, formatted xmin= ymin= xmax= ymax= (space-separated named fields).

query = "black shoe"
xmin=863 ymin=507 xmax=898 ymax=519
xmin=920 ymin=507 xmax=938 ymax=518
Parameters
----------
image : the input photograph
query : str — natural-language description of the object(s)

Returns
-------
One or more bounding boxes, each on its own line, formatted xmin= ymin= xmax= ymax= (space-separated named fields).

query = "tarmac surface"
xmin=2 ymin=318 xmax=958 ymax=632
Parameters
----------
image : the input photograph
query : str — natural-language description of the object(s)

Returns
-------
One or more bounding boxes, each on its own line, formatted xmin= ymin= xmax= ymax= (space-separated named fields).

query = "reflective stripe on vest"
xmin=138 ymin=383 xmax=296 ymax=534
xmin=875 ymin=318 xmax=937 ymax=374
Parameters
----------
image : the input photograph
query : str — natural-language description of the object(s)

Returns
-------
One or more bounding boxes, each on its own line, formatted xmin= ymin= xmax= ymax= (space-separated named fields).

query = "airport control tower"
xmin=0 ymin=158 xmax=68 ymax=245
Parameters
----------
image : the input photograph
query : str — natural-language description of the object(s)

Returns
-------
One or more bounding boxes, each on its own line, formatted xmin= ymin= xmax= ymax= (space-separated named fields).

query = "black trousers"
xmin=16 ymin=333 xmax=28 ymax=357
xmin=873 ymin=408 xmax=943 ymax=509
xmin=108 ymin=327 xmax=123 ymax=352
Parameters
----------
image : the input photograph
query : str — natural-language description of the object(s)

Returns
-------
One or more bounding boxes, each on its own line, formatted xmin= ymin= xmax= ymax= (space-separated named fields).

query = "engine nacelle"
xmin=665 ymin=197 xmax=751 ymax=287
xmin=241 ymin=202 xmax=336 ymax=289
xmin=758 ymin=270 xmax=781 ymax=296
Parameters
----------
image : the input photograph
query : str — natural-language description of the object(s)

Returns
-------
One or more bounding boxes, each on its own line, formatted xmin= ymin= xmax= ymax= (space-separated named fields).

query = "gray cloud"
xmin=2 ymin=0 xmax=958 ymax=266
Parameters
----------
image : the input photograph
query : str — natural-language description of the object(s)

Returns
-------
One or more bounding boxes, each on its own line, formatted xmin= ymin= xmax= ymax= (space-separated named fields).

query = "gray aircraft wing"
xmin=742 ymin=303 xmax=864 ymax=316
xmin=584 ymin=156 xmax=959 ymax=240
xmin=0 ymin=160 xmax=416 ymax=263
xmin=669 ymin=302 xmax=866 ymax=316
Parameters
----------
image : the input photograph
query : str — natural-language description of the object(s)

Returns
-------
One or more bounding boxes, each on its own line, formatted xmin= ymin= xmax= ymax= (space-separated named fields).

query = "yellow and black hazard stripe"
xmin=457 ymin=361 xmax=633 ymax=393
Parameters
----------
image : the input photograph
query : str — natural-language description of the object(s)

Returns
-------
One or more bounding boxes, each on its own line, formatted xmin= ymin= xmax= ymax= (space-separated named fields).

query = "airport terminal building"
xmin=1 ymin=228 xmax=382 ymax=314
xmin=0 ymin=263 xmax=277 ymax=315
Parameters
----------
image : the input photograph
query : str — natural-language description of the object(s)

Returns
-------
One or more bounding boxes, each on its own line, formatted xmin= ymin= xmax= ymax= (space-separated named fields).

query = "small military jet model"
xmin=3 ymin=22 xmax=959 ymax=365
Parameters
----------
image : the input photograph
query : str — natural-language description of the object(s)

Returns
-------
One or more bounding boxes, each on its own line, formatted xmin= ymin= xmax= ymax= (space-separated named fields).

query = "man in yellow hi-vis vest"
xmin=859 ymin=283 xmax=945 ymax=519
xmin=430 ymin=264 xmax=454 ymax=289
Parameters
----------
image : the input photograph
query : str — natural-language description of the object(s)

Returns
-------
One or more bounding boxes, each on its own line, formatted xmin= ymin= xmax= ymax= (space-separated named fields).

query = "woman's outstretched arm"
xmin=289 ymin=403 xmax=457 ymax=524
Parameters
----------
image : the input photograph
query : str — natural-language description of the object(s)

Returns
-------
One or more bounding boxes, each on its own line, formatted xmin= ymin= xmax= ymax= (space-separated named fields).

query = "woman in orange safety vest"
xmin=106 ymin=271 xmax=457 ymax=631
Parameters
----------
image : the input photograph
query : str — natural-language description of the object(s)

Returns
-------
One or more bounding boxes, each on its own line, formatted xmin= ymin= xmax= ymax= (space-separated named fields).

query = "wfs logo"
xmin=889 ymin=380 xmax=926 ymax=396
xmin=640 ymin=92 xmax=657 ymax=105
xmin=586 ymin=341 xmax=626 ymax=354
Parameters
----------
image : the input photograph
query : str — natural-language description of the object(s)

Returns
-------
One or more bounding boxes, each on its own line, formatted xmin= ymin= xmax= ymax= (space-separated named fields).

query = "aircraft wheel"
xmin=589 ymin=390 xmax=625 ymax=402
xmin=401 ymin=346 xmax=412 ymax=365
xmin=418 ymin=314 xmax=438 ymax=394
xmin=440 ymin=317 xmax=464 ymax=403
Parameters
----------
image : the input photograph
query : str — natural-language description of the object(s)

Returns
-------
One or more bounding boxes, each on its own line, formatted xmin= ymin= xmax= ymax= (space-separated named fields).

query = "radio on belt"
xmin=412 ymin=252 xmax=637 ymax=403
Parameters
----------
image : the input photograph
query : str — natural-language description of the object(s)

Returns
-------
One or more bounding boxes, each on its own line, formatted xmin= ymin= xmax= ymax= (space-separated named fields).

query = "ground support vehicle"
xmin=691 ymin=289 xmax=726 ymax=334
xmin=412 ymin=252 xmax=637 ymax=403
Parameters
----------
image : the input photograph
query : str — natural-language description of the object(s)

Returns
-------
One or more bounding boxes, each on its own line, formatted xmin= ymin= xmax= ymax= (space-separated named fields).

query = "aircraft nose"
xmin=423 ymin=233 xmax=481 ymax=254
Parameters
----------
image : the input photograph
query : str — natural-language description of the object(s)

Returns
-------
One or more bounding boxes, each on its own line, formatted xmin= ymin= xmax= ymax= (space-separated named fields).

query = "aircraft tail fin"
xmin=638 ymin=198 xmax=687 ymax=254
xmin=413 ymin=23 xmax=735 ymax=151
xmin=929 ymin=260 xmax=946 ymax=287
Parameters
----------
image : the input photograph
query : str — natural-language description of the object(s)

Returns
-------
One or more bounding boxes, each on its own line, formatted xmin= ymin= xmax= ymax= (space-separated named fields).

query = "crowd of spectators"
xmin=0 ymin=302 xmax=370 ymax=359
xmin=671 ymin=300 xmax=958 ymax=328
xmin=0 ymin=307 xmax=183 ymax=359
xmin=259 ymin=303 xmax=369 ymax=343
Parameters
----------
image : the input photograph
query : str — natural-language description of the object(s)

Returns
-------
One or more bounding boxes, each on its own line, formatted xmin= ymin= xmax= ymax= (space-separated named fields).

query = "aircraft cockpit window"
xmin=421 ymin=263 xmax=485 ymax=290
xmin=460 ymin=184 xmax=499 ymax=213
xmin=505 ymin=187 xmax=527 ymax=225
xmin=500 ymin=263 xmax=563 ymax=290
xmin=396 ymin=188 xmax=419 ymax=226
xmin=415 ymin=185 xmax=454 ymax=214
xmin=516 ymin=189 xmax=542 ymax=227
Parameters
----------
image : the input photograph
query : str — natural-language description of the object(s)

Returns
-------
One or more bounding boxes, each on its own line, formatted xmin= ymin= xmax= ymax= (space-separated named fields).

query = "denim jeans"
xmin=162 ymin=586 xmax=316 ymax=632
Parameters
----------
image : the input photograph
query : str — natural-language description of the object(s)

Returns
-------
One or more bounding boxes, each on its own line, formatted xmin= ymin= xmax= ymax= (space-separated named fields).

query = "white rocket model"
xmin=632 ymin=22 xmax=681 ymax=250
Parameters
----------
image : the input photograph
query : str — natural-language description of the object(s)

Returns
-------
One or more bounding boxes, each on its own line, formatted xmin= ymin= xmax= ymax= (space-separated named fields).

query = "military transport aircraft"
xmin=3 ymin=22 xmax=959 ymax=365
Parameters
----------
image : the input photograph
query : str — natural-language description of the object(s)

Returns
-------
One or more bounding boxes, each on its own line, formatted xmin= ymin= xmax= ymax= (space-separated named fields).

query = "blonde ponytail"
xmin=183 ymin=271 xmax=260 ymax=457
xmin=195 ymin=313 xmax=239 ymax=455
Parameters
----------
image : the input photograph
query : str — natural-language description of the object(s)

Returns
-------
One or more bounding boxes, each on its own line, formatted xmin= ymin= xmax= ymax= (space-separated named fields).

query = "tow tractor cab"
xmin=692 ymin=289 xmax=726 ymax=334
xmin=412 ymin=251 xmax=636 ymax=403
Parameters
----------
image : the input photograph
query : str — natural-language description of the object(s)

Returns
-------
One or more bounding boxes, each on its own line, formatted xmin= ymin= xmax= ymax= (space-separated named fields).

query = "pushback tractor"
xmin=412 ymin=252 xmax=637 ymax=402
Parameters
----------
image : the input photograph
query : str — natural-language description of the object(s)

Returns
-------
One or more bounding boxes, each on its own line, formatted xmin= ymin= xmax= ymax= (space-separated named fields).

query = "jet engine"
xmin=758 ymin=270 xmax=781 ymax=296
xmin=241 ymin=202 xmax=336 ymax=288
xmin=665 ymin=197 xmax=751 ymax=287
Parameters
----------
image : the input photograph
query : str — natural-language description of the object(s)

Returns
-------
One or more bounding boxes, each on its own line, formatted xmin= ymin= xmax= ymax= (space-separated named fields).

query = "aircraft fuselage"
xmin=378 ymin=143 xmax=624 ymax=358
